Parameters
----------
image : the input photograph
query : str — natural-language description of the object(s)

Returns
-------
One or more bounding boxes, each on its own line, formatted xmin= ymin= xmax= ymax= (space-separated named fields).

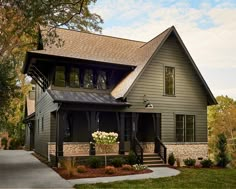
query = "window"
xmin=165 ymin=66 xmax=175 ymax=95
xmin=97 ymin=71 xmax=107 ymax=90
xmin=83 ymin=69 xmax=93 ymax=89
xmin=176 ymin=115 xmax=195 ymax=142
xmin=41 ymin=117 xmax=44 ymax=132
xmin=37 ymin=119 xmax=40 ymax=134
xmin=70 ymin=67 xmax=80 ymax=87
xmin=54 ymin=66 xmax=65 ymax=87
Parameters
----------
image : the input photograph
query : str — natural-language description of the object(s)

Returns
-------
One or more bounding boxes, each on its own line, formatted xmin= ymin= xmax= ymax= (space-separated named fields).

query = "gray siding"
xmin=34 ymin=86 xmax=58 ymax=158
xmin=126 ymin=35 xmax=208 ymax=142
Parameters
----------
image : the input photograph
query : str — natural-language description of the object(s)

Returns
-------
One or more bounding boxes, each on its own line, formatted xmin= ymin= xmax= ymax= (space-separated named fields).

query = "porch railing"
xmin=155 ymin=136 xmax=167 ymax=164
xmin=132 ymin=136 xmax=143 ymax=164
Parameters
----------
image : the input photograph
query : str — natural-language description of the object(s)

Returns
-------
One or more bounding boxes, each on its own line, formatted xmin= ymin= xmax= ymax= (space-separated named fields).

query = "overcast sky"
xmin=92 ymin=0 xmax=236 ymax=99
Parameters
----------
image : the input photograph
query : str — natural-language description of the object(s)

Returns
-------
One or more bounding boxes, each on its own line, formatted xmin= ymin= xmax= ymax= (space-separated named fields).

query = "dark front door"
xmin=30 ymin=123 xmax=35 ymax=150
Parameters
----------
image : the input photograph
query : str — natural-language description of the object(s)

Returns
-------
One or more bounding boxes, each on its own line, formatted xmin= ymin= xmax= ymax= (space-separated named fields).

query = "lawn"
xmin=74 ymin=168 xmax=236 ymax=189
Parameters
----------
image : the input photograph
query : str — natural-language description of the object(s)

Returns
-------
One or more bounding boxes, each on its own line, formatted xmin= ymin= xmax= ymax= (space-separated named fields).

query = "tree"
xmin=0 ymin=0 xmax=103 ymax=140
xmin=208 ymin=95 xmax=236 ymax=167
xmin=92 ymin=131 xmax=119 ymax=166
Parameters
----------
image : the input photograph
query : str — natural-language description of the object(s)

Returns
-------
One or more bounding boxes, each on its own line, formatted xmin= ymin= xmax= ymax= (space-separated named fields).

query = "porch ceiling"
xmin=47 ymin=89 xmax=130 ymax=106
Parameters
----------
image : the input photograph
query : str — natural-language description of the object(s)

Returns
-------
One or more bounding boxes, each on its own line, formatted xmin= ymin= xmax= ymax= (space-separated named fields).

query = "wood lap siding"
xmin=126 ymin=35 xmax=207 ymax=143
xmin=35 ymin=87 xmax=58 ymax=158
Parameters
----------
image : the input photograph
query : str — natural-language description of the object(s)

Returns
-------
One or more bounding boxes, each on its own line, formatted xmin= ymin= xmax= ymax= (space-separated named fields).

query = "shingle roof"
xmin=32 ymin=28 xmax=144 ymax=66
xmin=47 ymin=89 xmax=130 ymax=106
xmin=24 ymin=26 xmax=217 ymax=105
xmin=111 ymin=27 xmax=172 ymax=98
xmin=26 ymin=95 xmax=35 ymax=116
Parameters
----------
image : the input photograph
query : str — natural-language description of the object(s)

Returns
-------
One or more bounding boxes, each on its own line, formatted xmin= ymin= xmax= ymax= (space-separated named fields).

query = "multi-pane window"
xmin=83 ymin=69 xmax=94 ymax=89
xmin=54 ymin=66 xmax=65 ymax=87
xmin=176 ymin=115 xmax=195 ymax=142
xmin=97 ymin=71 xmax=107 ymax=90
xmin=165 ymin=66 xmax=175 ymax=95
xmin=53 ymin=66 xmax=109 ymax=90
xmin=70 ymin=67 xmax=80 ymax=87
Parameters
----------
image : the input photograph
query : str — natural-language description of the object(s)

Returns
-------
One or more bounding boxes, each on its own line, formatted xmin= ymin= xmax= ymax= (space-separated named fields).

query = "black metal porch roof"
xmin=47 ymin=89 xmax=130 ymax=106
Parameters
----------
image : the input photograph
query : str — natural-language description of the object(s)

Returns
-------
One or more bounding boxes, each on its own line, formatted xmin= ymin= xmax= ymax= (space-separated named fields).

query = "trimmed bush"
xmin=105 ymin=166 xmax=116 ymax=174
xmin=87 ymin=157 xmax=102 ymax=168
xmin=122 ymin=164 xmax=134 ymax=171
xmin=9 ymin=139 xmax=21 ymax=150
xmin=110 ymin=157 xmax=125 ymax=167
xmin=215 ymin=133 xmax=230 ymax=168
xmin=168 ymin=152 xmax=176 ymax=166
xmin=200 ymin=159 xmax=213 ymax=168
xmin=183 ymin=158 xmax=196 ymax=166
xmin=126 ymin=151 xmax=137 ymax=165
xmin=77 ymin=165 xmax=87 ymax=173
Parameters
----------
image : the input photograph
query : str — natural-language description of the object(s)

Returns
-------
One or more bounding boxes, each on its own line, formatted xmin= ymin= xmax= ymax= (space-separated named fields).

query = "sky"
xmin=91 ymin=0 xmax=236 ymax=100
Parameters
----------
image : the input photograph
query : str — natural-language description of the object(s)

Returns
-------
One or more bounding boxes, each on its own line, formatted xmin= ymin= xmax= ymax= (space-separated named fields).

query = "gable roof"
xmin=23 ymin=26 xmax=217 ymax=105
xmin=111 ymin=26 xmax=217 ymax=105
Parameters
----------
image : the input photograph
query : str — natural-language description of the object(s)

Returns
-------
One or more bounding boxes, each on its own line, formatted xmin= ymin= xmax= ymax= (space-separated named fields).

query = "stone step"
xmin=143 ymin=156 xmax=162 ymax=161
xmin=143 ymin=159 xmax=164 ymax=164
xmin=146 ymin=163 xmax=168 ymax=168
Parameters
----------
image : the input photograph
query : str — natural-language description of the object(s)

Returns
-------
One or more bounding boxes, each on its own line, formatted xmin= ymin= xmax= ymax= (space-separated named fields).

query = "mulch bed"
xmin=53 ymin=167 xmax=153 ymax=180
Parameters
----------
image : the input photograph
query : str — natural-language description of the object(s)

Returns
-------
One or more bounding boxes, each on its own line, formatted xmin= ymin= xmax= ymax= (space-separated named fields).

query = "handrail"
xmin=155 ymin=136 xmax=167 ymax=164
xmin=133 ymin=136 xmax=143 ymax=164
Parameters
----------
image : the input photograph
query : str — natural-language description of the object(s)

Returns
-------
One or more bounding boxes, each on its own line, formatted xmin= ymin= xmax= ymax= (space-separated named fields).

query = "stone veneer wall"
xmin=48 ymin=142 xmax=119 ymax=157
xmin=165 ymin=143 xmax=208 ymax=166
xmin=140 ymin=142 xmax=155 ymax=153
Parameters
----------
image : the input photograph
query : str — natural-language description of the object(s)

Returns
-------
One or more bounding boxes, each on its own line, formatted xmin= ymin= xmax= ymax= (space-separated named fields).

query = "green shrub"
xmin=104 ymin=166 xmax=116 ymax=174
xmin=183 ymin=158 xmax=196 ymax=166
xmin=77 ymin=165 xmax=87 ymax=173
xmin=126 ymin=151 xmax=137 ymax=165
xmin=9 ymin=139 xmax=21 ymax=150
xmin=121 ymin=164 xmax=134 ymax=171
xmin=87 ymin=157 xmax=102 ymax=168
xmin=1 ymin=137 xmax=8 ymax=150
xmin=110 ymin=157 xmax=125 ymax=167
xmin=168 ymin=152 xmax=176 ymax=166
xmin=215 ymin=133 xmax=230 ymax=168
xmin=200 ymin=159 xmax=213 ymax=168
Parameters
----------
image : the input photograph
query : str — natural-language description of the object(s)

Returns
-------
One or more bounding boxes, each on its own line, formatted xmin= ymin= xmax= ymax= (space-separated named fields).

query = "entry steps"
xmin=143 ymin=153 xmax=167 ymax=167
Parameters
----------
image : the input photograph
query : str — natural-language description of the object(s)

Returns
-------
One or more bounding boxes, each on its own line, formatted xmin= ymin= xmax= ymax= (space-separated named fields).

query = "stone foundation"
xmin=140 ymin=142 xmax=155 ymax=153
xmin=48 ymin=142 xmax=119 ymax=156
xmin=48 ymin=142 xmax=90 ymax=156
xmin=165 ymin=143 xmax=208 ymax=166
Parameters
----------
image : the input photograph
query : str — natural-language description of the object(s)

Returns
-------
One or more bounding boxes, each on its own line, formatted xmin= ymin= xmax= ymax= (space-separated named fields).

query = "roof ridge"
xmin=139 ymin=26 xmax=173 ymax=48
xmin=53 ymin=27 xmax=146 ymax=44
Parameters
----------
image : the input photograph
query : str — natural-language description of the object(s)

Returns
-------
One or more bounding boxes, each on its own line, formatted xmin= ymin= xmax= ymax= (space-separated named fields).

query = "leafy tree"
xmin=208 ymin=95 xmax=236 ymax=167
xmin=0 ymin=0 xmax=103 ymax=141
xmin=215 ymin=133 xmax=230 ymax=167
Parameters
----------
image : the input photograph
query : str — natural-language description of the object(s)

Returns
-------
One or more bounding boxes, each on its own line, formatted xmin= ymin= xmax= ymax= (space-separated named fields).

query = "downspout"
xmin=55 ymin=103 xmax=62 ymax=167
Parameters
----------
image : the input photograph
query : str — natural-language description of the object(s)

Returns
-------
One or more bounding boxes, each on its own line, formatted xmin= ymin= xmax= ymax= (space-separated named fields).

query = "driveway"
xmin=0 ymin=150 xmax=72 ymax=189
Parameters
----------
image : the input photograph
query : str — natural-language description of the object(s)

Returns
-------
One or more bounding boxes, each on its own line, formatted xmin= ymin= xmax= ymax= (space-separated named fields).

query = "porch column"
xmin=86 ymin=111 xmax=97 ymax=155
xmin=56 ymin=110 xmax=65 ymax=157
xmin=116 ymin=112 xmax=125 ymax=155
xmin=131 ymin=113 xmax=139 ymax=148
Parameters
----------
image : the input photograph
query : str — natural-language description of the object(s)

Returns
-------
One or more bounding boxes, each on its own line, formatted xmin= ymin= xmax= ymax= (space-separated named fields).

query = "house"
xmin=22 ymin=26 xmax=217 ymax=166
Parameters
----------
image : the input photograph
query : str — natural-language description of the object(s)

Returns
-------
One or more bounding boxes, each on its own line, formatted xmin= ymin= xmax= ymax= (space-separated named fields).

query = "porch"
xmin=53 ymin=106 xmax=167 ymax=165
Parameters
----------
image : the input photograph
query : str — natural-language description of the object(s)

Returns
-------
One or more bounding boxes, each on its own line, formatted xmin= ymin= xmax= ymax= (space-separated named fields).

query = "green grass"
xmin=74 ymin=168 xmax=236 ymax=189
